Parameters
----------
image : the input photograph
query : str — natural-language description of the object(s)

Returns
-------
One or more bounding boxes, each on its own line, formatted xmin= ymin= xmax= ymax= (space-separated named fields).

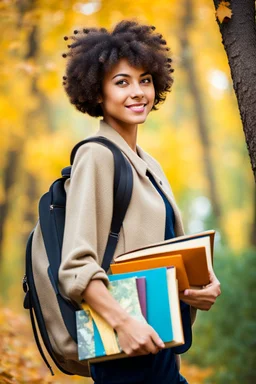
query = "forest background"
xmin=0 ymin=0 xmax=255 ymax=383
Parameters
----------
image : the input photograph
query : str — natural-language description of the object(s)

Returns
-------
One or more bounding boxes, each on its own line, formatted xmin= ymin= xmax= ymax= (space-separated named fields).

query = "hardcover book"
xmin=136 ymin=277 xmax=147 ymax=319
xmin=166 ymin=267 xmax=184 ymax=346
xmin=111 ymin=254 xmax=189 ymax=291
xmin=109 ymin=268 xmax=173 ymax=343
xmin=113 ymin=230 xmax=215 ymax=287
xmin=76 ymin=268 xmax=184 ymax=363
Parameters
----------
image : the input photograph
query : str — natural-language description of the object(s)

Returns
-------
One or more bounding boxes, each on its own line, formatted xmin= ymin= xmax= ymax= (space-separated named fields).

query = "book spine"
xmin=136 ymin=277 xmax=147 ymax=319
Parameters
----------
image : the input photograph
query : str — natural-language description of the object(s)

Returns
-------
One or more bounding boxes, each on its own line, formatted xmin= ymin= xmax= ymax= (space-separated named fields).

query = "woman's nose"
xmin=130 ymin=83 xmax=144 ymax=98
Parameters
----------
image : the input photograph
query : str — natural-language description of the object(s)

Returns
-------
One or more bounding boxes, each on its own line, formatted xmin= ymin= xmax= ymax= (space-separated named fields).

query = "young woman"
xmin=59 ymin=20 xmax=221 ymax=384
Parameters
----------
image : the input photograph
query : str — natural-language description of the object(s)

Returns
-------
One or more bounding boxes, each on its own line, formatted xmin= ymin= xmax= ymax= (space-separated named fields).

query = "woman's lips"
xmin=126 ymin=104 xmax=146 ymax=113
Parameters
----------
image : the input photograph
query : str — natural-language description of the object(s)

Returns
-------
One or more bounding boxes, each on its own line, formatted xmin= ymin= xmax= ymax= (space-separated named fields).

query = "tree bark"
xmin=180 ymin=0 xmax=223 ymax=231
xmin=212 ymin=0 xmax=256 ymax=245
xmin=212 ymin=0 xmax=256 ymax=181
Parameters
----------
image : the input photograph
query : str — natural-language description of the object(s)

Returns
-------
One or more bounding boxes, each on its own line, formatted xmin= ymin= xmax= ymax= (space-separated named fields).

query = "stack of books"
xmin=76 ymin=230 xmax=215 ymax=362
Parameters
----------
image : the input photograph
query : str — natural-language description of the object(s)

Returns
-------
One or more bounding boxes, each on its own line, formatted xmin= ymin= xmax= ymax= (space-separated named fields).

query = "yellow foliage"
xmin=0 ymin=0 xmax=254 ymax=313
xmin=0 ymin=307 xmax=210 ymax=384
xmin=0 ymin=307 xmax=92 ymax=384
xmin=224 ymin=209 xmax=253 ymax=250
xmin=181 ymin=360 xmax=212 ymax=383
xmin=0 ymin=3 xmax=253 ymax=382
xmin=138 ymin=119 xmax=206 ymax=198
xmin=23 ymin=131 xmax=74 ymax=184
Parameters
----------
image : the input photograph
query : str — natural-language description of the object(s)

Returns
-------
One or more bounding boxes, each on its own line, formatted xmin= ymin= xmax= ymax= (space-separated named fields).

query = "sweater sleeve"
xmin=59 ymin=142 xmax=115 ymax=305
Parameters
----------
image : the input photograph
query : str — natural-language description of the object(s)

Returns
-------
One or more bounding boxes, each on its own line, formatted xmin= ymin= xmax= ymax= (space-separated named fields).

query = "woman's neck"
xmin=103 ymin=118 xmax=138 ymax=152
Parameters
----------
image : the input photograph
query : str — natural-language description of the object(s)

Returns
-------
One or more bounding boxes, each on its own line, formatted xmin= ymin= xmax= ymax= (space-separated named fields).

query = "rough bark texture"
xmin=213 ymin=0 xmax=256 ymax=181
xmin=180 ymin=0 xmax=223 ymax=230
xmin=213 ymin=0 xmax=256 ymax=245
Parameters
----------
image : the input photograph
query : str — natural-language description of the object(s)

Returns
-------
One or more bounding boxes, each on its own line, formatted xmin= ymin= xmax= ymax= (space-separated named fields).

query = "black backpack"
xmin=23 ymin=137 xmax=133 ymax=377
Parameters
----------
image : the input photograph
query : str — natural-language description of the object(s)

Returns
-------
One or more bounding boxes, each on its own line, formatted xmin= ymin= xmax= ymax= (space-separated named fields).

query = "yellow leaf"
xmin=216 ymin=1 xmax=232 ymax=23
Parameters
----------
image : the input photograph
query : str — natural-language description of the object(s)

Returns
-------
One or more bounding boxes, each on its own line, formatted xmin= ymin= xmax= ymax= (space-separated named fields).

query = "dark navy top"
xmin=91 ymin=171 xmax=191 ymax=384
xmin=146 ymin=171 xmax=192 ymax=357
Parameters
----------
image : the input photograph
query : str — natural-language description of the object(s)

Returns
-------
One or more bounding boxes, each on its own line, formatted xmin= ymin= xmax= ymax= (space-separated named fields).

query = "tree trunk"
xmin=180 ymin=0 xmax=223 ymax=232
xmin=21 ymin=24 xmax=40 ymax=236
xmin=0 ymin=149 xmax=21 ymax=260
xmin=212 ymin=0 xmax=256 ymax=245
xmin=212 ymin=0 xmax=256 ymax=181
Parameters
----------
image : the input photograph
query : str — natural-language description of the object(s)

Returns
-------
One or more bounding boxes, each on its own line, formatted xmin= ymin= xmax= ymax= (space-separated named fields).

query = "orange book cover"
xmin=115 ymin=230 xmax=215 ymax=270
xmin=111 ymin=254 xmax=190 ymax=291
xmin=112 ymin=246 xmax=210 ymax=288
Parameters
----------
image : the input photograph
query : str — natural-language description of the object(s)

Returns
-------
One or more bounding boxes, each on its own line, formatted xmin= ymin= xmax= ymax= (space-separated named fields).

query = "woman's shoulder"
xmin=72 ymin=138 xmax=114 ymax=169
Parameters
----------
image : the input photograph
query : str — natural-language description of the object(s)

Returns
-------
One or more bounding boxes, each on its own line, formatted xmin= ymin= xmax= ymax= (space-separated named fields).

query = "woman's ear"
xmin=97 ymin=94 xmax=103 ymax=104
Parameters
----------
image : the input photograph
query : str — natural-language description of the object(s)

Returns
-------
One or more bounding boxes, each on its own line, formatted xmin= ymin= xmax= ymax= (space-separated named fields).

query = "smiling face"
xmin=99 ymin=58 xmax=155 ymax=132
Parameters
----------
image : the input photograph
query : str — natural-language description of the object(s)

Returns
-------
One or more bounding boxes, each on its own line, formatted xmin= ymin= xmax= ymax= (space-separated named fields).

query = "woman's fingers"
xmin=150 ymin=327 xmax=165 ymax=349
xmin=116 ymin=317 xmax=165 ymax=357
xmin=180 ymin=281 xmax=221 ymax=311
xmin=130 ymin=330 xmax=164 ymax=356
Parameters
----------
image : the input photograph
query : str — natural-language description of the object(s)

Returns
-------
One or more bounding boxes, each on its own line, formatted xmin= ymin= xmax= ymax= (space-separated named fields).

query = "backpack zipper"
xmin=50 ymin=204 xmax=64 ymax=210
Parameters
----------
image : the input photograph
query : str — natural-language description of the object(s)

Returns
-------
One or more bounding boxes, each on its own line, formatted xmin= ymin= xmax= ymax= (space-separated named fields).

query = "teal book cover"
xmin=109 ymin=267 xmax=173 ymax=342
xmin=76 ymin=276 xmax=146 ymax=360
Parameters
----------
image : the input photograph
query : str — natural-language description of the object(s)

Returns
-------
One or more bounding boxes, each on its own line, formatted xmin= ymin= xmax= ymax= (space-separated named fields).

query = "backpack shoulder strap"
xmin=71 ymin=136 xmax=133 ymax=272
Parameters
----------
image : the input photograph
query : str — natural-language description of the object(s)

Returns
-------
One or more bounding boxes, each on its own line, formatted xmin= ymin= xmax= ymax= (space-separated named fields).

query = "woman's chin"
xmin=124 ymin=114 xmax=148 ymax=125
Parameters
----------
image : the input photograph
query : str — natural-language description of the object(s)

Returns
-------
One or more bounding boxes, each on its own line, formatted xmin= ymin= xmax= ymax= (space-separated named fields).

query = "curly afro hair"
xmin=62 ymin=20 xmax=174 ymax=117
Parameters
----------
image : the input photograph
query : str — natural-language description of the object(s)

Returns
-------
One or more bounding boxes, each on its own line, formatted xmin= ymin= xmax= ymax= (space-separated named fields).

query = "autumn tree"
xmin=213 ymin=0 xmax=256 ymax=181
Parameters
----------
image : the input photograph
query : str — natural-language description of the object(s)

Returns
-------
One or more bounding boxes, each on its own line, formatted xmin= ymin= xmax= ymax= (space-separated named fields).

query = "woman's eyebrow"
xmin=112 ymin=72 xmax=150 ymax=80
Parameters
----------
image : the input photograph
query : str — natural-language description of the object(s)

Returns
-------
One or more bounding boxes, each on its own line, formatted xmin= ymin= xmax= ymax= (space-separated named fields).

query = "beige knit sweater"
xmin=59 ymin=120 xmax=186 ymax=306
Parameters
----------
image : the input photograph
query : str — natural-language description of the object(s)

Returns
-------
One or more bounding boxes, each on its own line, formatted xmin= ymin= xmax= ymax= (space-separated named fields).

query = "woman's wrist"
xmin=104 ymin=307 xmax=130 ymax=330
xmin=82 ymin=279 xmax=130 ymax=329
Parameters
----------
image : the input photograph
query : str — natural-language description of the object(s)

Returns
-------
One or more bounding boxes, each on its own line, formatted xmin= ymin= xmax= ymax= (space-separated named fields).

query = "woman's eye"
xmin=142 ymin=78 xmax=151 ymax=83
xmin=116 ymin=80 xmax=127 ymax=85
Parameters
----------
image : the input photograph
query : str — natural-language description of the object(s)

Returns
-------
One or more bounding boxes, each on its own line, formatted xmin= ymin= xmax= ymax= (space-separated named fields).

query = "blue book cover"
xmin=109 ymin=267 xmax=173 ymax=342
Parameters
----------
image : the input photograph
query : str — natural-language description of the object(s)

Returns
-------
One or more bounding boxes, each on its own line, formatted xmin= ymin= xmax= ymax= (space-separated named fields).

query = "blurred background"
xmin=0 ymin=0 xmax=255 ymax=383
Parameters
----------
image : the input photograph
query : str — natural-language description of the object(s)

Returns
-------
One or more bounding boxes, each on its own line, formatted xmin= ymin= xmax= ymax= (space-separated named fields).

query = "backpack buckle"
xmin=109 ymin=231 xmax=119 ymax=240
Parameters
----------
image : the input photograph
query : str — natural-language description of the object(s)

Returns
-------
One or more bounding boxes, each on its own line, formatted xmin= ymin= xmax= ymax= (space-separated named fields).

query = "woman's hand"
xmin=83 ymin=279 xmax=164 ymax=356
xmin=179 ymin=270 xmax=221 ymax=311
xmin=115 ymin=316 xmax=165 ymax=357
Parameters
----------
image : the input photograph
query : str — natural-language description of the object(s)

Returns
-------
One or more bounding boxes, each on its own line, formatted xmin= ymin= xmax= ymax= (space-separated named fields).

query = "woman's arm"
xmin=82 ymin=279 xmax=165 ymax=356
xmin=179 ymin=270 xmax=221 ymax=311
